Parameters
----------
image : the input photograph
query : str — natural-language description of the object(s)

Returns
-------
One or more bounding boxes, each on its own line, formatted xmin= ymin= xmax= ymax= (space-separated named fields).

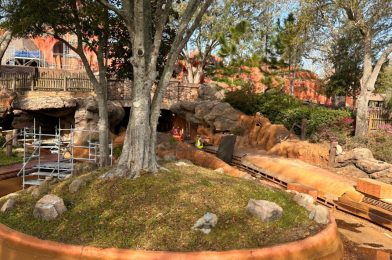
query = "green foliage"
xmin=256 ymin=90 xmax=303 ymax=123
xmin=218 ymin=21 xmax=250 ymax=61
xmin=0 ymin=135 xmax=5 ymax=147
xmin=225 ymin=89 xmax=353 ymax=139
xmin=326 ymin=26 xmax=362 ymax=99
xmin=0 ymin=149 xmax=23 ymax=166
xmin=113 ymin=145 xmax=123 ymax=158
xmin=281 ymin=107 xmax=352 ymax=140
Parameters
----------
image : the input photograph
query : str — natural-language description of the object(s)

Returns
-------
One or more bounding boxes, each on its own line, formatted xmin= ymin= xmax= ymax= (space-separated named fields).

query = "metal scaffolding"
xmin=17 ymin=122 xmax=113 ymax=188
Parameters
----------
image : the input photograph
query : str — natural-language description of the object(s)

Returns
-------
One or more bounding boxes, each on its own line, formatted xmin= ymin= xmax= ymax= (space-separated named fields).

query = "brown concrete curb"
xmin=0 ymin=216 xmax=342 ymax=260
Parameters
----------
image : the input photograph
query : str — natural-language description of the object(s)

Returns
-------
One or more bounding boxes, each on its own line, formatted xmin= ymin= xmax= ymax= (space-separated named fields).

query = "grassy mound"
xmin=0 ymin=163 xmax=323 ymax=251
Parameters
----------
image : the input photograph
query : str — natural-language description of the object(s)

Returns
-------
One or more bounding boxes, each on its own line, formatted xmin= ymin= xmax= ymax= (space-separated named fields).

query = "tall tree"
xmin=273 ymin=13 xmax=305 ymax=95
xmin=326 ymin=26 xmax=363 ymax=106
xmin=298 ymin=0 xmax=392 ymax=137
xmin=181 ymin=0 xmax=278 ymax=84
xmin=3 ymin=0 xmax=113 ymax=166
xmin=98 ymin=0 xmax=213 ymax=178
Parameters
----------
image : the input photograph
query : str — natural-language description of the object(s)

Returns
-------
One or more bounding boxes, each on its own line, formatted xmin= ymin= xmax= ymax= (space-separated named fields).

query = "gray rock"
xmin=192 ymin=212 xmax=218 ymax=234
xmin=69 ymin=178 xmax=86 ymax=194
xmin=175 ymin=160 xmax=193 ymax=167
xmin=369 ymin=168 xmax=392 ymax=179
xmin=214 ymin=168 xmax=225 ymax=174
xmin=1 ymin=198 xmax=16 ymax=213
xmin=336 ymin=148 xmax=374 ymax=163
xmin=198 ymin=84 xmax=221 ymax=101
xmin=293 ymin=193 xmax=315 ymax=211
xmin=354 ymin=159 xmax=391 ymax=174
xmin=309 ymin=205 xmax=330 ymax=224
xmin=246 ymin=199 xmax=283 ymax=222
xmin=33 ymin=194 xmax=67 ymax=220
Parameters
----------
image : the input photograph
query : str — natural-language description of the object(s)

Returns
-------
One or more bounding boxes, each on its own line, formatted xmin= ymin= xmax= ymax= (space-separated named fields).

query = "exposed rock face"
xmin=1 ymin=198 xmax=16 ymax=213
xmin=33 ymin=194 xmax=67 ymax=220
xmin=10 ymin=94 xmax=124 ymax=146
xmin=309 ymin=205 xmax=330 ymax=224
xmin=192 ymin=212 xmax=218 ymax=234
xmin=171 ymin=101 xmax=242 ymax=132
xmin=13 ymin=96 xmax=77 ymax=111
xmin=197 ymin=84 xmax=224 ymax=101
xmin=246 ymin=199 xmax=283 ymax=222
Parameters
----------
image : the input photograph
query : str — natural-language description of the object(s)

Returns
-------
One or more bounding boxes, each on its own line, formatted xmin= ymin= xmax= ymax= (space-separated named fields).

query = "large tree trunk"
xmin=96 ymin=88 xmax=110 ymax=167
xmin=99 ymin=0 xmax=213 ymax=179
xmin=355 ymin=85 xmax=370 ymax=137
xmin=355 ymin=39 xmax=392 ymax=137
xmin=0 ymin=31 xmax=12 ymax=63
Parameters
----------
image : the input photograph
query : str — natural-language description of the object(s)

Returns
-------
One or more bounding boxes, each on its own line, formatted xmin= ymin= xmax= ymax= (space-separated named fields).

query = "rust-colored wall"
xmin=0 ymin=216 xmax=343 ymax=260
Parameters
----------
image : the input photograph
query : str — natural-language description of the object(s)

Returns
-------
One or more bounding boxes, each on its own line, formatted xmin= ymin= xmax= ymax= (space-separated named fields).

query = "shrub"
xmin=224 ymin=88 xmax=260 ymax=115
xmin=0 ymin=135 xmax=5 ymax=147
xmin=282 ymin=106 xmax=352 ymax=140
xmin=224 ymin=88 xmax=353 ymax=142
xmin=113 ymin=144 xmax=123 ymax=158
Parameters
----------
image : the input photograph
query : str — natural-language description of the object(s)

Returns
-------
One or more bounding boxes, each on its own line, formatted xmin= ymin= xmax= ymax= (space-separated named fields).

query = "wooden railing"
xmin=0 ymin=67 xmax=200 ymax=102
xmin=368 ymin=108 xmax=392 ymax=130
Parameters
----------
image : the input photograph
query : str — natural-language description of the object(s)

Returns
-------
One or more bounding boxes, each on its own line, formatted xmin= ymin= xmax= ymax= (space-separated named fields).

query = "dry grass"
xmin=0 ymin=163 xmax=323 ymax=251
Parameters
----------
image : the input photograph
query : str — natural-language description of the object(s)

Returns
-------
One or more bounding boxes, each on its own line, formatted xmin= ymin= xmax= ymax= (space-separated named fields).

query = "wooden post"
xmin=6 ymin=134 xmax=12 ymax=157
xmin=63 ymin=76 xmax=67 ymax=91
xmin=30 ymin=75 xmax=34 ymax=91
xmin=328 ymin=140 xmax=338 ymax=167
xmin=11 ymin=76 xmax=16 ymax=91
xmin=12 ymin=129 xmax=18 ymax=146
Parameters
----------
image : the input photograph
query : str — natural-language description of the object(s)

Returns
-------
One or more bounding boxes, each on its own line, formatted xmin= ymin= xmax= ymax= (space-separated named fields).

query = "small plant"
xmin=113 ymin=145 xmax=123 ymax=158
xmin=168 ymin=136 xmax=177 ymax=145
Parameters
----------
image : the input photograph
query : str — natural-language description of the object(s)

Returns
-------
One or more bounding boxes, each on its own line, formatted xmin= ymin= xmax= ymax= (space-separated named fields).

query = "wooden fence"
xmin=368 ymin=108 xmax=392 ymax=131
xmin=0 ymin=67 xmax=200 ymax=102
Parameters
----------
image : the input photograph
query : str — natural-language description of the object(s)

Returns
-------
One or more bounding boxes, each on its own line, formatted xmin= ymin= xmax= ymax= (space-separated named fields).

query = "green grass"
xmin=0 ymin=149 xmax=23 ymax=166
xmin=0 ymin=163 xmax=322 ymax=251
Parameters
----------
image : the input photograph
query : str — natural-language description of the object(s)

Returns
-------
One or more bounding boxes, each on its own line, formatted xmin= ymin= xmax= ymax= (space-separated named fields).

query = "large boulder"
xmin=354 ymin=159 xmax=391 ymax=174
xmin=335 ymin=148 xmax=374 ymax=164
xmin=33 ymin=194 xmax=67 ymax=220
xmin=246 ymin=199 xmax=283 ymax=222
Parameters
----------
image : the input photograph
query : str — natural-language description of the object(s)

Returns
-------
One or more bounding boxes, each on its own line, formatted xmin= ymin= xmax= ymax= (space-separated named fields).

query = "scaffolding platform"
xmin=17 ymin=121 xmax=113 ymax=188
